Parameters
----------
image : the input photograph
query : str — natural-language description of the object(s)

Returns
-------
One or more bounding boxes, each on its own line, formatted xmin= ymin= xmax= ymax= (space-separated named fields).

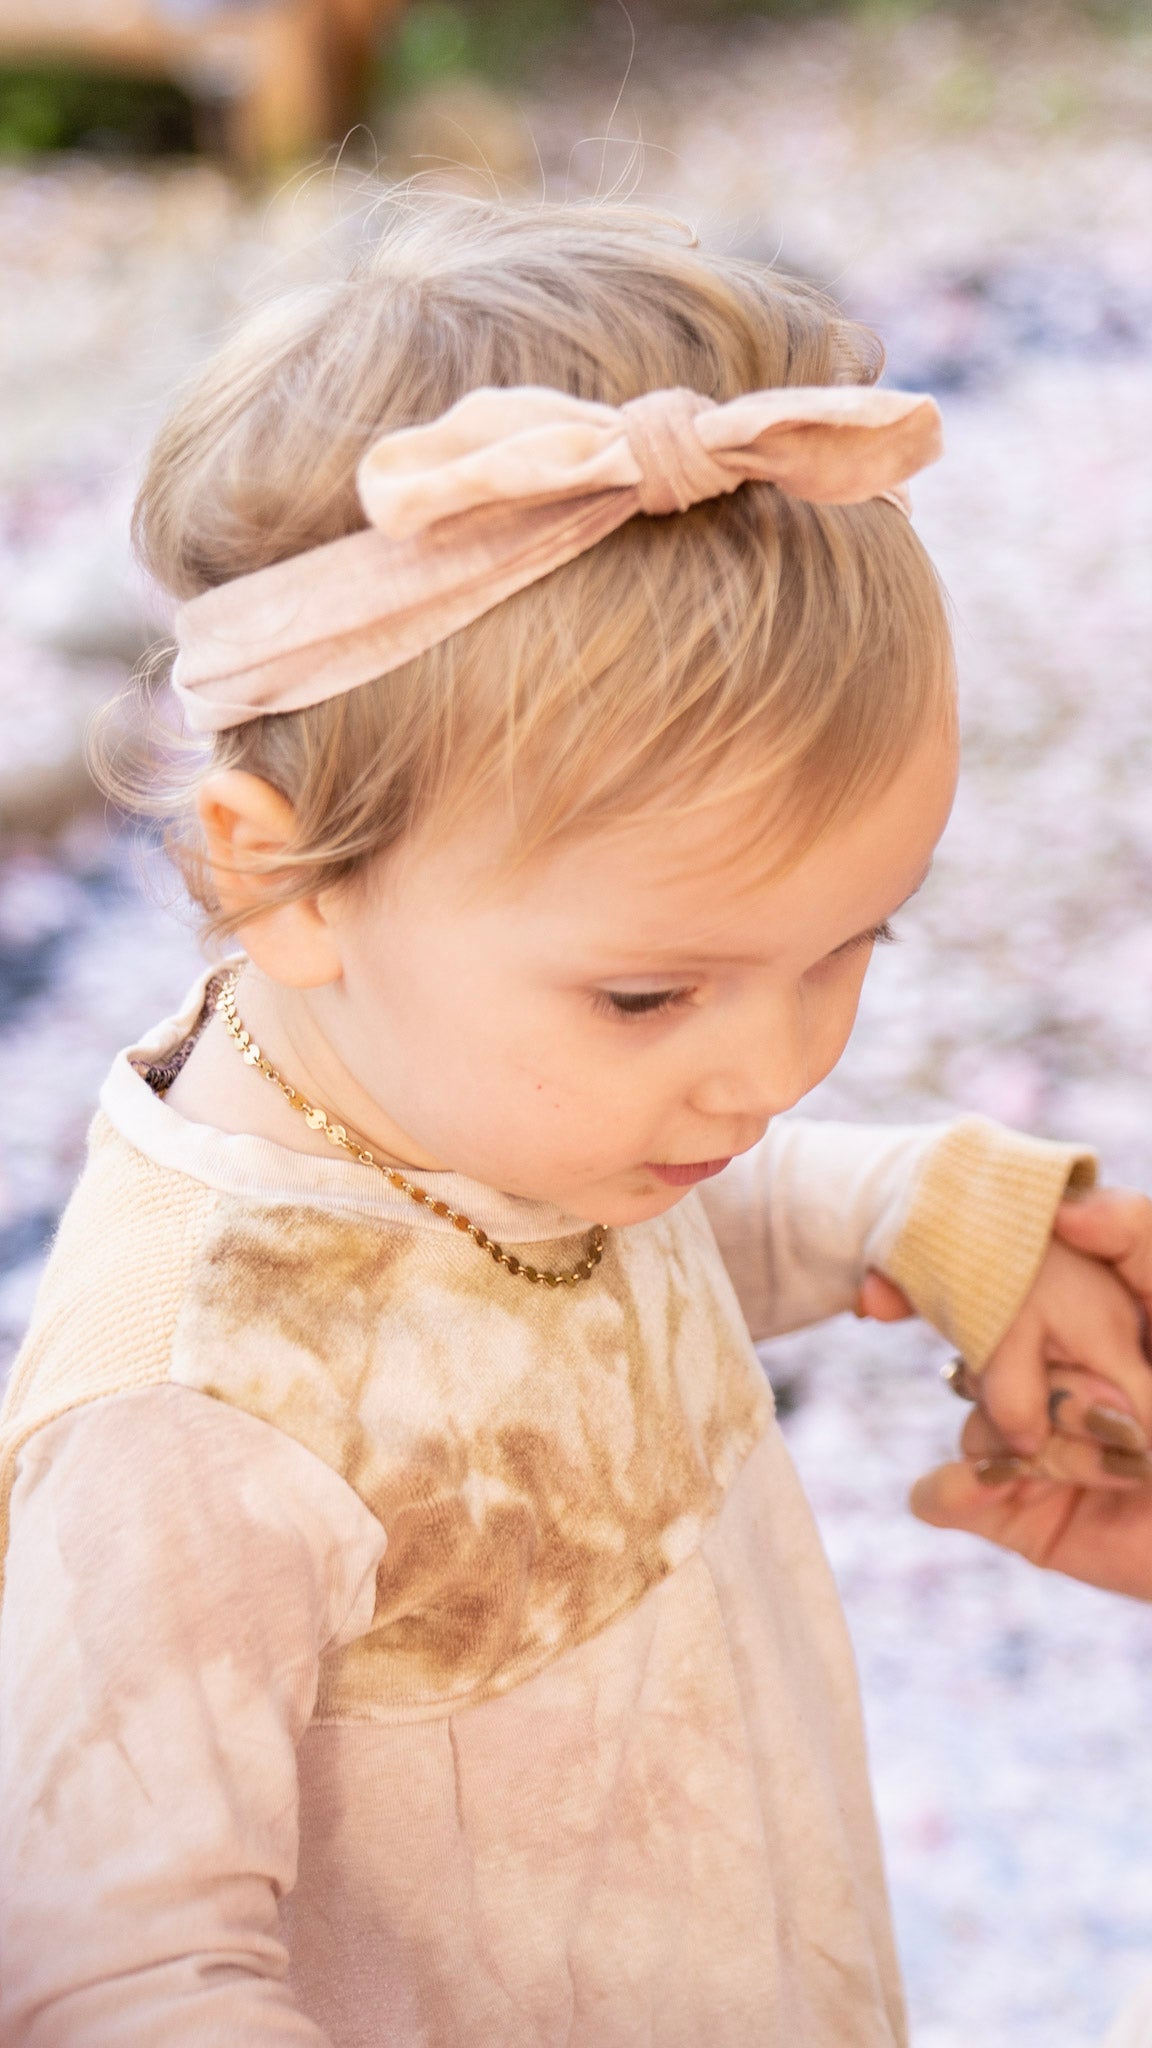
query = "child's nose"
xmin=686 ymin=993 xmax=809 ymax=1122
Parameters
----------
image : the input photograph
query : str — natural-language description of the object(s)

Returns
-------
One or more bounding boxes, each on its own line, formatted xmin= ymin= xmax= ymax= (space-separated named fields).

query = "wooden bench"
xmin=0 ymin=1 xmax=404 ymax=164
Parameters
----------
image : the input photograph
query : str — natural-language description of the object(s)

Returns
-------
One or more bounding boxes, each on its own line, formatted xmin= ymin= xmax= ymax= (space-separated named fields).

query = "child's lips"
xmin=644 ymin=1157 xmax=733 ymax=1187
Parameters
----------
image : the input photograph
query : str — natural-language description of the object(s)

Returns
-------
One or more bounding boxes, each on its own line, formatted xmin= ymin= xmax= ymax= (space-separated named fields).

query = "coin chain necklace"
xmin=217 ymin=970 xmax=606 ymax=1288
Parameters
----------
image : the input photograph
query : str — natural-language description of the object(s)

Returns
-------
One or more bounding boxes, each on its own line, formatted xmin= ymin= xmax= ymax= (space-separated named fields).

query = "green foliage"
xmin=385 ymin=0 xmax=585 ymax=95
xmin=0 ymin=64 xmax=196 ymax=157
xmin=930 ymin=52 xmax=997 ymax=126
xmin=381 ymin=0 xmax=944 ymax=97
xmin=1 ymin=2 xmax=1140 ymax=154
xmin=384 ymin=0 xmax=1147 ymax=100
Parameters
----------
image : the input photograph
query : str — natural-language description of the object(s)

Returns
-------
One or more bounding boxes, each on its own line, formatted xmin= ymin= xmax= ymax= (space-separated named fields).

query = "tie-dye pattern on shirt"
xmin=171 ymin=1190 xmax=773 ymax=1718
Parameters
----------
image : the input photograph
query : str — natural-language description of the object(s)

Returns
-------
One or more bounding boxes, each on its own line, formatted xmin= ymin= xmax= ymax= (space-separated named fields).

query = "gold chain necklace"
xmin=216 ymin=971 xmax=606 ymax=1288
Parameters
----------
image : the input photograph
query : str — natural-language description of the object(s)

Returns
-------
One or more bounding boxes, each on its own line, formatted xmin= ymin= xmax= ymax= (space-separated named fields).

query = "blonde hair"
xmin=109 ymin=193 xmax=955 ymax=934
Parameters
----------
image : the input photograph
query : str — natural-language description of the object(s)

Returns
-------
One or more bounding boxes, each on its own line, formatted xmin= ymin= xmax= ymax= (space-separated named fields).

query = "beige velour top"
xmin=0 ymin=966 xmax=1094 ymax=2048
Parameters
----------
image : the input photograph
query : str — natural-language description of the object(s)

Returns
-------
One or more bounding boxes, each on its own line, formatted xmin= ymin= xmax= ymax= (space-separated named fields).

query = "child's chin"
xmin=591 ymin=1180 xmax=691 ymax=1227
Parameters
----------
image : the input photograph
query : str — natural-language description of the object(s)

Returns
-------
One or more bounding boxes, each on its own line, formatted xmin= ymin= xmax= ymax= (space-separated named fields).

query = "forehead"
xmin=390 ymin=727 xmax=957 ymax=963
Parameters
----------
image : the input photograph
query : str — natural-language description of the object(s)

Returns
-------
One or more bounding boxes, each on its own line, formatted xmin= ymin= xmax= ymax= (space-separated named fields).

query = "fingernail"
xmin=1101 ymin=1447 xmax=1152 ymax=1483
xmin=974 ymin=1457 xmax=1031 ymax=1487
xmin=941 ymin=1357 xmax=977 ymax=1402
xmin=1085 ymin=1405 xmax=1148 ymax=1453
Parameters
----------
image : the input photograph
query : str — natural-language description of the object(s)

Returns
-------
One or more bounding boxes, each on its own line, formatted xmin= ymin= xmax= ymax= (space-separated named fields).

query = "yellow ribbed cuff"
xmin=884 ymin=1115 xmax=1096 ymax=1369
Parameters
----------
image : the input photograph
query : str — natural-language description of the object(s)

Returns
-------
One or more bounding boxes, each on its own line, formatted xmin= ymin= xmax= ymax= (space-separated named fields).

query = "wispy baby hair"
xmin=115 ymin=191 xmax=955 ymax=934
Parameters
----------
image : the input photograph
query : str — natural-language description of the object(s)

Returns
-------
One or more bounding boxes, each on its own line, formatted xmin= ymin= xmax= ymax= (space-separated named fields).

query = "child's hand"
xmin=858 ymin=1233 xmax=1152 ymax=1463
xmin=966 ymin=1238 xmax=1151 ymax=1459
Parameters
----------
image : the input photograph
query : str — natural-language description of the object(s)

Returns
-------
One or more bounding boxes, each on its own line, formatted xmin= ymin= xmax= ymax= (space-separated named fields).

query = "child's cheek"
xmin=803 ymin=964 xmax=872 ymax=1090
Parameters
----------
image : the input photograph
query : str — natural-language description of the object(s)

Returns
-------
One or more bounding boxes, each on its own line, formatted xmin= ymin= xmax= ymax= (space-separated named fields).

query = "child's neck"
xmin=162 ymin=963 xmax=441 ymax=1173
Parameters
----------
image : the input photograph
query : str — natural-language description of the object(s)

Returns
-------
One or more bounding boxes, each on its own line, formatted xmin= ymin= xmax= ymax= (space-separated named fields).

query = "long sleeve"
xmin=1101 ymin=1975 xmax=1152 ymax=2047
xmin=0 ymin=1385 xmax=387 ymax=2048
xmin=700 ymin=1113 xmax=1095 ymax=1365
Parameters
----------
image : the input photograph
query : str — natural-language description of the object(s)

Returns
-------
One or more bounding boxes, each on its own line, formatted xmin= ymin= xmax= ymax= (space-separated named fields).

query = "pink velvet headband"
xmin=171 ymin=382 xmax=943 ymax=732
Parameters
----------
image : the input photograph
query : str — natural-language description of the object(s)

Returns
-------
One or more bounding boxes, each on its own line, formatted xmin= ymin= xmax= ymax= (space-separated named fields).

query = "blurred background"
xmin=0 ymin=2 xmax=1150 ymax=2042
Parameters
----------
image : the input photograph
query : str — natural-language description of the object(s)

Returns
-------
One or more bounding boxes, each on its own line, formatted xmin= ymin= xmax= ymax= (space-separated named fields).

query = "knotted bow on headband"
xmin=172 ymin=382 xmax=943 ymax=732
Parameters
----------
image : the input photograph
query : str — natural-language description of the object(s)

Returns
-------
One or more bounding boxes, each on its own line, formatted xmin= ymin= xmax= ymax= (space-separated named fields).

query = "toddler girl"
xmin=2 ymin=197 xmax=1147 ymax=2048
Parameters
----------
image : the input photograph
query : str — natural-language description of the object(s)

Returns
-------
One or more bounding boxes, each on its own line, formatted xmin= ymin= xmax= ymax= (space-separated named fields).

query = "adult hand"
xmin=911 ymin=1449 xmax=1152 ymax=1603
xmin=911 ymin=1357 xmax=1152 ymax=1600
xmin=1055 ymin=1187 xmax=1152 ymax=1321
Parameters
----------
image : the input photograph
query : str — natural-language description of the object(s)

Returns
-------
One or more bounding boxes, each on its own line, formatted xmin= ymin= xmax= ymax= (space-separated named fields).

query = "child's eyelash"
xmin=593 ymin=925 xmax=895 ymax=1019
xmin=592 ymin=987 xmax=693 ymax=1020
xmin=839 ymin=920 xmax=897 ymax=955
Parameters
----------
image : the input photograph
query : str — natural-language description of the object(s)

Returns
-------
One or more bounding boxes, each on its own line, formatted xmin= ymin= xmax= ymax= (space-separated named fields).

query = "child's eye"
xmin=592 ymin=987 xmax=694 ymax=1020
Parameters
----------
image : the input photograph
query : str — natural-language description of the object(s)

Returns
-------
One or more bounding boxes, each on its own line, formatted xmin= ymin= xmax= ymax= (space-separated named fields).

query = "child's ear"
xmin=197 ymin=770 xmax=343 ymax=988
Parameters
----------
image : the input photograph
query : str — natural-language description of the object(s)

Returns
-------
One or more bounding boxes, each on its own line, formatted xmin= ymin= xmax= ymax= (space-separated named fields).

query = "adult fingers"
xmin=1042 ymin=1364 xmax=1151 ymax=1454
xmin=911 ymin=1457 xmax=1152 ymax=1598
xmin=1056 ymin=1188 xmax=1152 ymax=1313
xmin=960 ymin=1405 xmax=1152 ymax=1490
xmin=1033 ymin=1304 xmax=1152 ymax=1435
xmin=910 ymin=1460 xmax=1063 ymax=1553
xmin=913 ymin=1458 xmax=1029 ymax=1530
